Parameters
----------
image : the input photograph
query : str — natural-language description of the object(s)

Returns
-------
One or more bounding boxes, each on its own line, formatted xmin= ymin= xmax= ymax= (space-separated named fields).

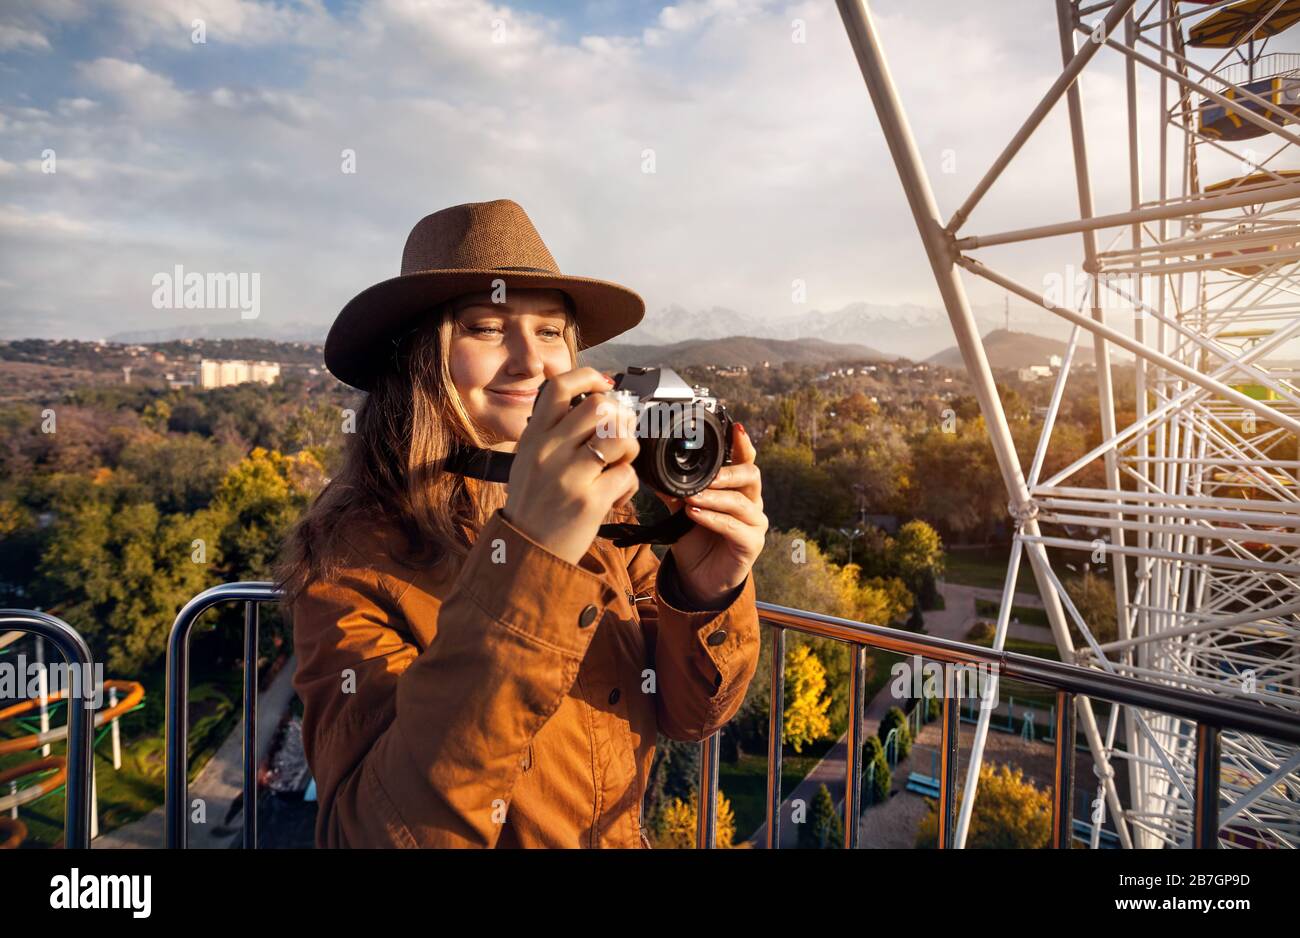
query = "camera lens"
xmin=670 ymin=436 xmax=707 ymax=473
xmin=638 ymin=404 xmax=725 ymax=498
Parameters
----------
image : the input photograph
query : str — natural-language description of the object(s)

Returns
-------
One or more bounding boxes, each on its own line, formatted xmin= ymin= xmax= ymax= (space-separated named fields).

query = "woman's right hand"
xmin=502 ymin=367 xmax=641 ymax=565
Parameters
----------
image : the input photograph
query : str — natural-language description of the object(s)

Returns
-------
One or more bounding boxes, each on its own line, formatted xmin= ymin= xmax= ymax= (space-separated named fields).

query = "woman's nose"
xmin=504 ymin=332 xmax=544 ymax=375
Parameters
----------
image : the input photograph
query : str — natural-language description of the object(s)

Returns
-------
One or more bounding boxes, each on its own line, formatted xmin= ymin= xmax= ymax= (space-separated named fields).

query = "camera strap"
xmin=443 ymin=445 xmax=697 ymax=547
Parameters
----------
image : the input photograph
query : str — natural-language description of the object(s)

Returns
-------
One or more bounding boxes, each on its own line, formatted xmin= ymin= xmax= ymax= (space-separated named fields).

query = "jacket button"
xmin=706 ymin=630 xmax=728 ymax=647
xmin=608 ymin=688 xmax=620 ymax=705
xmin=579 ymin=604 xmax=600 ymax=628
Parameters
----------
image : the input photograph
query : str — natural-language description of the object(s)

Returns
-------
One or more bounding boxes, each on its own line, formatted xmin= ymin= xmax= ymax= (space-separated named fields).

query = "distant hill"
xmin=618 ymin=301 xmax=1066 ymax=360
xmin=99 ymin=301 xmax=1076 ymax=361
xmin=108 ymin=320 xmax=325 ymax=344
xmin=927 ymin=329 xmax=1089 ymax=370
xmin=579 ymin=335 xmax=891 ymax=371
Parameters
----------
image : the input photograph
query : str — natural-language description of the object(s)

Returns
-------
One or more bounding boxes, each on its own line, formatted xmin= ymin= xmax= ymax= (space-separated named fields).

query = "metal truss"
xmin=838 ymin=0 xmax=1300 ymax=848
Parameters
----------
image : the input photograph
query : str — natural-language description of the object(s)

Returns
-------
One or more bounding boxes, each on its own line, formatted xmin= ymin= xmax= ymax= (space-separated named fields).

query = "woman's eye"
xmin=466 ymin=324 xmax=562 ymax=338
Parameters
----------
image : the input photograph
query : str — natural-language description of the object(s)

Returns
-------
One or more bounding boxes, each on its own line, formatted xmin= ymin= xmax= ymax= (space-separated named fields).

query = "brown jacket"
xmin=288 ymin=506 xmax=761 ymax=848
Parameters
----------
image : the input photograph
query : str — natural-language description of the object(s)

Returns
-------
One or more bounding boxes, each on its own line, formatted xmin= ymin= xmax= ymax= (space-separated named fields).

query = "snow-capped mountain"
xmin=620 ymin=301 xmax=1067 ymax=361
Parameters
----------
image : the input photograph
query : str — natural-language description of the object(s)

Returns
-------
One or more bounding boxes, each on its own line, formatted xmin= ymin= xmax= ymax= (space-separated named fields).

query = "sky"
xmin=1 ymin=0 xmax=1297 ymax=343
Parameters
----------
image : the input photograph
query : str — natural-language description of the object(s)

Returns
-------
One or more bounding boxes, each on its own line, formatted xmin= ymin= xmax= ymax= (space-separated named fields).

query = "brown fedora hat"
xmin=324 ymin=198 xmax=645 ymax=391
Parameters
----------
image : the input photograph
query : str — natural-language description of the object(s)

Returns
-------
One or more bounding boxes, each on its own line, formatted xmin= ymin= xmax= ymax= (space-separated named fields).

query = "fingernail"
xmin=736 ymin=422 xmax=747 ymax=437
xmin=689 ymin=506 xmax=701 ymax=514
xmin=603 ymin=373 xmax=615 ymax=386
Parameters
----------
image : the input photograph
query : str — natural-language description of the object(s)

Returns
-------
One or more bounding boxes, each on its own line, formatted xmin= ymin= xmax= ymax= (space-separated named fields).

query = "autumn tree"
xmin=783 ymin=644 xmax=832 ymax=753
xmin=915 ymin=762 xmax=1052 ymax=849
xmin=651 ymin=791 xmax=737 ymax=848
xmin=211 ymin=446 xmax=324 ymax=578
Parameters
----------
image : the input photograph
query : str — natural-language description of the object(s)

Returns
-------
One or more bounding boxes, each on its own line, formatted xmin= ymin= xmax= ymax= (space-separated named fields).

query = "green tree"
xmin=1064 ymin=568 xmax=1118 ymax=645
xmin=879 ymin=705 xmax=912 ymax=762
xmin=801 ymin=783 xmax=843 ymax=849
xmin=35 ymin=496 xmax=225 ymax=674
xmin=861 ymin=735 xmax=891 ymax=805
xmin=888 ymin=520 xmax=945 ymax=608
xmin=775 ymin=397 xmax=798 ymax=445
xmin=910 ymin=418 xmax=1005 ymax=541
xmin=116 ymin=433 xmax=241 ymax=513
xmin=756 ymin=444 xmax=850 ymax=534
xmin=820 ymin=420 xmax=911 ymax=518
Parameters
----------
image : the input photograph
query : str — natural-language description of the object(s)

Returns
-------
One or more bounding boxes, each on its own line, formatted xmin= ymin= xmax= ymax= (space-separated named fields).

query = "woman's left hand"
xmin=652 ymin=423 xmax=767 ymax=608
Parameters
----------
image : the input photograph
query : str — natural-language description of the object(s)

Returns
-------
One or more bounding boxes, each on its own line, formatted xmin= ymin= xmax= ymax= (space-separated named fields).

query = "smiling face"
xmin=447 ymin=287 xmax=578 ymax=448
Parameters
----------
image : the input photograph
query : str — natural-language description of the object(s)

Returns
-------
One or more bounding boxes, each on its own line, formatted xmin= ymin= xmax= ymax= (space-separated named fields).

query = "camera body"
xmin=536 ymin=366 xmax=735 ymax=498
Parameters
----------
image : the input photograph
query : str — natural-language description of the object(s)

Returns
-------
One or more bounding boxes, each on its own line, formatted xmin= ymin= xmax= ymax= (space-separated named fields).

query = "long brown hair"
xmin=274 ymin=290 xmax=611 ymax=605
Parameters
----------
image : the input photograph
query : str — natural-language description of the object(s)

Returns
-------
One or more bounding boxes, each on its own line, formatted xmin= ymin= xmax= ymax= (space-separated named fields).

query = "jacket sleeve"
xmin=289 ymin=508 xmax=624 ymax=848
xmin=623 ymin=540 xmax=761 ymax=742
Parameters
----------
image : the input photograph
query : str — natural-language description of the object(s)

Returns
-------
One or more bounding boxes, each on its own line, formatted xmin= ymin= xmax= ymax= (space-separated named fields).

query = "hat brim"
xmin=324 ymin=269 xmax=645 ymax=391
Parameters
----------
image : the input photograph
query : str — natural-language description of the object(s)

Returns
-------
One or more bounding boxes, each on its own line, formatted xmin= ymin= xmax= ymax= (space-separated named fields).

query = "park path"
xmin=93 ymin=654 xmax=298 ymax=848
xmin=746 ymin=580 xmax=1054 ymax=847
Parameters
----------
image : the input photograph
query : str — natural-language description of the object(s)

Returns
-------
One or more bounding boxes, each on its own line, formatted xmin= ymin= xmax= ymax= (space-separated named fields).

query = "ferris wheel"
xmin=838 ymin=0 xmax=1300 ymax=848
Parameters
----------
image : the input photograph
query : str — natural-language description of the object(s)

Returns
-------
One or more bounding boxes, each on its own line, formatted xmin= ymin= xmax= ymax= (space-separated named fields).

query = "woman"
xmin=276 ymin=199 xmax=767 ymax=848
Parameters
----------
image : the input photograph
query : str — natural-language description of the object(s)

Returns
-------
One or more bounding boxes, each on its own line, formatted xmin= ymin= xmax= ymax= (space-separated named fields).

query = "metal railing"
xmin=165 ymin=582 xmax=279 ymax=849
xmin=155 ymin=583 xmax=1300 ymax=850
xmin=0 ymin=609 xmax=95 ymax=848
xmin=744 ymin=600 xmax=1300 ymax=850
xmin=1202 ymin=53 xmax=1300 ymax=94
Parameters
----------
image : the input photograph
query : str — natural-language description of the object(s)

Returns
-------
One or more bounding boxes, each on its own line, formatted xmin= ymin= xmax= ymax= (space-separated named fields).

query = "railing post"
xmin=242 ymin=601 xmax=259 ymax=851
xmin=764 ymin=626 xmax=786 ymax=849
xmin=696 ymin=731 xmax=720 ymax=849
xmin=165 ymin=593 xmax=191 ymax=849
xmin=1193 ymin=723 xmax=1221 ymax=849
xmin=0 ymin=611 xmax=94 ymax=849
xmin=937 ymin=663 xmax=961 ymax=849
xmin=1052 ymin=690 xmax=1076 ymax=849
xmin=845 ymin=645 xmax=868 ymax=848
xmin=165 ymin=582 xmax=280 ymax=849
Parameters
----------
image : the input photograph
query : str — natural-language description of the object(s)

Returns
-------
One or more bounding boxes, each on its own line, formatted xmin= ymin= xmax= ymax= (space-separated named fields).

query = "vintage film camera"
xmin=537 ymin=365 xmax=735 ymax=498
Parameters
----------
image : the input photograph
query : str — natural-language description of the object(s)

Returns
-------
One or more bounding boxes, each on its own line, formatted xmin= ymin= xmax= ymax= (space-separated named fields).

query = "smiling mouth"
xmin=488 ymin=388 xmax=539 ymax=404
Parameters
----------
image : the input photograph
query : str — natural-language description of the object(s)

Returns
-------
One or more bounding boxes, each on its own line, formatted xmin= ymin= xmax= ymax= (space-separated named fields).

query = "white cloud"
xmin=77 ymin=57 xmax=188 ymax=118
xmin=3 ymin=0 xmax=1293 ymax=341
xmin=0 ymin=204 xmax=97 ymax=237
xmin=0 ymin=25 xmax=52 ymax=52
xmin=107 ymin=0 xmax=333 ymax=49
xmin=57 ymin=97 xmax=100 ymax=115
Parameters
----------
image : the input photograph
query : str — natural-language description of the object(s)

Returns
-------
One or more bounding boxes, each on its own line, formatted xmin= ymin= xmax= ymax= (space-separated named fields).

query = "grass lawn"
xmin=974 ymin=599 xmax=1050 ymax=628
xmin=944 ymin=545 xmax=1036 ymax=593
xmin=720 ymin=736 xmax=835 ymax=843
